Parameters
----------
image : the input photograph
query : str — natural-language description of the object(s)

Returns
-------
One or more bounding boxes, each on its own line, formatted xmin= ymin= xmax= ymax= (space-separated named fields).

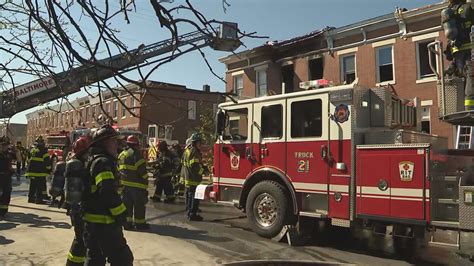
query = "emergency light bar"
xmin=299 ymin=79 xmax=330 ymax=90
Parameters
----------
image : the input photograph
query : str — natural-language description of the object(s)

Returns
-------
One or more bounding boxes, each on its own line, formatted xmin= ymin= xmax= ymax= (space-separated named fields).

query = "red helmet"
xmin=73 ymin=135 xmax=92 ymax=155
xmin=126 ymin=135 xmax=139 ymax=145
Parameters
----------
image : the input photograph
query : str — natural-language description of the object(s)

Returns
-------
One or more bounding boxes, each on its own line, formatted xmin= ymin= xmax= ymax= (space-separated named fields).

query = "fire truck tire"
xmin=246 ymin=180 xmax=293 ymax=238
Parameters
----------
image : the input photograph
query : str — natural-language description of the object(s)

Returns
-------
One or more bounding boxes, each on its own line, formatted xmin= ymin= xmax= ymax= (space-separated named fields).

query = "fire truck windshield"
xmin=46 ymin=136 xmax=68 ymax=148
xmin=223 ymin=108 xmax=248 ymax=141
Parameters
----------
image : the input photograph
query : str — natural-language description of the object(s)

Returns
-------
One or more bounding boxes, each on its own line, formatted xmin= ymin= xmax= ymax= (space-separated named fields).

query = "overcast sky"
xmin=9 ymin=0 xmax=440 ymax=124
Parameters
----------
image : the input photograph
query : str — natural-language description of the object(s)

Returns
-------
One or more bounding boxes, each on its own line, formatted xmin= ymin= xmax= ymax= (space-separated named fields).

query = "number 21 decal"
xmin=298 ymin=160 xmax=310 ymax=173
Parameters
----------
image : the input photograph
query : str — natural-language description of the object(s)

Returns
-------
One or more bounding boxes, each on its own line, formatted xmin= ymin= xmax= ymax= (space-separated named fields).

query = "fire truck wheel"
xmin=246 ymin=180 xmax=292 ymax=238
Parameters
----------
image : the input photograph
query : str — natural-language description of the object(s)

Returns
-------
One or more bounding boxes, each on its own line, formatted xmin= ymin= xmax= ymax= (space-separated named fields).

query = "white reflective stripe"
xmin=360 ymin=194 xmax=390 ymax=200
xmin=391 ymin=196 xmax=423 ymax=202
xmin=329 ymin=184 xmax=349 ymax=193
xmin=426 ymin=189 xmax=430 ymax=198
xmin=361 ymin=186 xmax=390 ymax=196
xmin=293 ymin=182 xmax=327 ymax=191
xmin=391 ymin=188 xmax=423 ymax=198
xmin=217 ymin=177 xmax=245 ymax=186
xmin=329 ymin=192 xmax=349 ymax=196
xmin=357 ymin=186 xmax=361 ymax=194
xmin=296 ymin=190 xmax=327 ymax=195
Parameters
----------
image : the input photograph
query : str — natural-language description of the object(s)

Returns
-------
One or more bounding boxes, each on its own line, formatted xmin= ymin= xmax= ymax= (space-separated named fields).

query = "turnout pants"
xmin=185 ymin=185 xmax=199 ymax=218
xmin=0 ymin=173 xmax=12 ymax=215
xmin=122 ymin=186 xmax=147 ymax=225
xmin=83 ymin=222 xmax=133 ymax=266
xmin=153 ymin=175 xmax=174 ymax=200
xmin=28 ymin=176 xmax=47 ymax=202
xmin=66 ymin=205 xmax=86 ymax=266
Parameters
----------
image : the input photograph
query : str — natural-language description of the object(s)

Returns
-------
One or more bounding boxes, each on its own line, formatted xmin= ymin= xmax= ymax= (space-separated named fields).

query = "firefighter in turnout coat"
xmin=118 ymin=135 xmax=150 ymax=230
xmin=64 ymin=135 xmax=92 ymax=265
xmin=183 ymin=133 xmax=207 ymax=221
xmin=26 ymin=136 xmax=51 ymax=204
xmin=150 ymin=141 xmax=176 ymax=203
xmin=83 ymin=125 xmax=133 ymax=265
xmin=0 ymin=136 xmax=15 ymax=217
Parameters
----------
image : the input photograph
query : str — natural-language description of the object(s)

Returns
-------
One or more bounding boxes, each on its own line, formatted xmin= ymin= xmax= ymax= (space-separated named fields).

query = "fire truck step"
xmin=429 ymin=227 xmax=461 ymax=249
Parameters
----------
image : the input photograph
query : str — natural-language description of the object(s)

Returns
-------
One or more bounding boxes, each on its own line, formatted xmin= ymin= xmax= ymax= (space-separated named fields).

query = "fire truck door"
xmin=253 ymin=100 xmax=286 ymax=170
xmin=286 ymin=95 xmax=330 ymax=215
xmin=216 ymin=104 xmax=254 ymax=185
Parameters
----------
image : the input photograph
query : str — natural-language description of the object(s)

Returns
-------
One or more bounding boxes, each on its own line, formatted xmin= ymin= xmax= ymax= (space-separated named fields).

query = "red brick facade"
xmin=26 ymin=81 xmax=222 ymax=146
xmin=220 ymin=3 xmax=457 ymax=147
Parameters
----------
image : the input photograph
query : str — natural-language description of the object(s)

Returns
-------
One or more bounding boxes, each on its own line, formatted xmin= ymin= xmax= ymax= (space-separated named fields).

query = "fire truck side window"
xmin=223 ymin=108 xmax=248 ymax=141
xmin=291 ymin=99 xmax=322 ymax=138
xmin=261 ymin=105 xmax=283 ymax=139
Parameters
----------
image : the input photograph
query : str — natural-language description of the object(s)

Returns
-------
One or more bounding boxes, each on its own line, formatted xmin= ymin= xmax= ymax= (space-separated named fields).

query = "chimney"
xmin=203 ymin=84 xmax=210 ymax=93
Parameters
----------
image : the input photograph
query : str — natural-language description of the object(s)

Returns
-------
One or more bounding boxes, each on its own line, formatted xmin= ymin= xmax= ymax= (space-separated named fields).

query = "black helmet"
xmin=92 ymin=124 xmax=119 ymax=143
xmin=158 ymin=140 xmax=168 ymax=151
xmin=190 ymin=133 xmax=202 ymax=143
xmin=0 ymin=136 xmax=10 ymax=145
xmin=35 ymin=136 xmax=45 ymax=146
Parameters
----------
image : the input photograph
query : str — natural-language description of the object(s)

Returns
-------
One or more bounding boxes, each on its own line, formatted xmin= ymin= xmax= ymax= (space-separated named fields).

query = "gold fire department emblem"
xmin=399 ymin=161 xmax=414 ymax=182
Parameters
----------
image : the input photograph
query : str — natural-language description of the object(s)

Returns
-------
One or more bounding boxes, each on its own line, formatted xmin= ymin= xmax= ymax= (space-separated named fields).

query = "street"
xmin=0 ymin=177 xmax=472 ymax=265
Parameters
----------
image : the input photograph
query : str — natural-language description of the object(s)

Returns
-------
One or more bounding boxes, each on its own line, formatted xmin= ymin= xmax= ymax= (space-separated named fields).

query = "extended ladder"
xmin=456 ymin=126 xmax=473 ymax=149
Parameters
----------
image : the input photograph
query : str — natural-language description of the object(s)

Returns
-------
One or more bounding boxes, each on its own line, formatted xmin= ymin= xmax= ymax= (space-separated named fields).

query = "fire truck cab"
xmin=212 ymin=83 xmax=474 ymax=245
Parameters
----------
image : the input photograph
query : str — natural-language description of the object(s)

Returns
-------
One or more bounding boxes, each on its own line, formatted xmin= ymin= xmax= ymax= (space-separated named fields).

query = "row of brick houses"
xmin=219 ymin=2 xmax=458 ymax=147
xmin=26 ymin=81 xmax=221 ymax=146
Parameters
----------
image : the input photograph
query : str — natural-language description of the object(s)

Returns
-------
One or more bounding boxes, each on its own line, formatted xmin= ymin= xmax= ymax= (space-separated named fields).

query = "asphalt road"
xmin=3 ymin=176 xmax=474 ymax=265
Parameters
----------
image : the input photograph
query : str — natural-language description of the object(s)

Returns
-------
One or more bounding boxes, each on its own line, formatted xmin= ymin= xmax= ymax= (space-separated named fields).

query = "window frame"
xmin=261 ymin=104 xmax=283 ymax=140
xmin=121 ymin=98 xmax=127 ymax=118
xmin=233 ymin=75 xmax=243 ymax=97
xmin=290 ymin=99 xmax=323 ymax=139
xmin=256 ymin=68 xmax=268 ymax=97
xmin=416 ymin=39 xmax=438 ymax=82
xmin=340 ymin=53 xmax=356 ymax=85
xmin=188 ymin=100 xmax=196 ymax=120
xmin=375 ymin=45 xmax=395 ymax=85
xmin=113 ymin=100 xmax=118 ymax=119
xmin=220 ymin=105 xmax=250 ymax=143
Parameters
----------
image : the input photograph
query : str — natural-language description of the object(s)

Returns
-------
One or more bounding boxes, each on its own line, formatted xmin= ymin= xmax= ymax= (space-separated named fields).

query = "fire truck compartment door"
xmin=357 ymin=147 xmax=427 ymax=221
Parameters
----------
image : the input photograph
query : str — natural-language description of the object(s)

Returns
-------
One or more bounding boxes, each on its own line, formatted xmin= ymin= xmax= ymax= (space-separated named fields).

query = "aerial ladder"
xmin=0 ymin=22 xmax=240 ymax=118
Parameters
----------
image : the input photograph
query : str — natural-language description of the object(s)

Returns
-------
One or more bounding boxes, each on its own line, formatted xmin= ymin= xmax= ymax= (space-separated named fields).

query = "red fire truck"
xmin=211 ymin=82 xmax=474 ymax=247
xmin=45 ymin=130 xmax=71 ymax=167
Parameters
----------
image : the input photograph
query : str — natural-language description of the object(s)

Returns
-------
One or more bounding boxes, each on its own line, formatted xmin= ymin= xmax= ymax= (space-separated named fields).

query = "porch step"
xmin=429 ymin=225 xmax=460 ymax=249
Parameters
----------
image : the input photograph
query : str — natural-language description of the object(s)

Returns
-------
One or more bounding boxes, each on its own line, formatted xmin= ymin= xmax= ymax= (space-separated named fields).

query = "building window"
xmin=130 ymin=97 xmax=135 ymax=116
xmin=121 ymin=98 xmax=127 ymax=118
xmin=105 ymin=102 xmax=110 ymax=115
xmin=291 ymin=99 xmax=322 ymax=138
xmin=188 ymin=100 xmax=196 ymax=120
xmin=341 ymin=54 xmax=356 ymax=84
xmin=309 ymin=57 xmax=324 ymax=80
xmin=417 ymin=40 xmax=437 ymax=79
xmin=113 ymin=100 xmax=118 ymax=118
xmin=421 ymin=106 xmax=431 ymax=134
xmin=376 ymin=46 xmax=394 ymax=83
xmin=281 ymin=64 xmax=294 ymax=93
xmin=261 ymin=105 xmax=283 ymax=139
xmin=256 ymin=69 xmax=267 ymax=97
xmin=85 ymin=107 xmax=90 ymax=122
xmin=233 ymin=75 xmax=243 ymax=97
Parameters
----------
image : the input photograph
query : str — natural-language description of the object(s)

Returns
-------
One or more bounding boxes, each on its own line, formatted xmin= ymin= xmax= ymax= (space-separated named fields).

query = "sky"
xmin=8 ymin=0 xmax=440 ymax=124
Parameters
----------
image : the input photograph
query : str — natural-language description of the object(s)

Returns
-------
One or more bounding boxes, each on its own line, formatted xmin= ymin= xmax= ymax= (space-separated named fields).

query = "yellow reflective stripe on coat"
xmin=95 ymin=171 xmax=115 ymax=185
xmin=67 ymin=252 xmax=85 ymax=263
xmin=465 ymin=99 xmax=474 ymax=106
xmin=83 ymin=213 xmax=115 ymax=224
xmin=118 ymin=159 xmax=146 ymax=171
xmin=185 ymin=180 xmax=200 ymax=186
xmin=25 ymin=172 xmax=49 ymax=177
xmin=121 ymin=180 xmax=148 ymax=189
xmin=91 ymin=185 xmax=97 ymax=193
xmin=30 ymin=157 xmax=44 ymax=162
xmin=42 ymin=153 xmax=50 ymax=159
xmin=109 ymin=203 xmax=127 ymax=216
xmin=141 ymin=173 xmax=149 ymax=179
xmin=452 ymin=43 xmax=472 ymax=53
xmin=0 ymin=205 xmax=8 ymax=209
xmin=134 ymin=218 xmax=146 ymax=224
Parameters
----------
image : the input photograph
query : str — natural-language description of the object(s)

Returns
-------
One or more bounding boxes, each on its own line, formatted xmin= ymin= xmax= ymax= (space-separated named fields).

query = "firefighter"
xmin=183 ymin=133 xmax=207 ymax=221
xmin=83 ymin=125 xmax=133 ymax=265
xmin=150 ymin=141 xmax=176 ymax=203
xmin=49 ymin=158 xmax=66 ymax=208
xmin=442 ymin=0 xmax=474 ymax=110
xmin=64 ymin=135 xmax=92 ymax=266
xmin=118 ymin=135 xmax=150 ymax=230
xmin=0 ymin=136 xmax=15 ymax=217
xmin=26 ymin=136 xmax=51 ymax=204
xmin=15 ymin=141 xmax=27 ymax=179
xmin=171 ymin=143 xmax=185 ymax=196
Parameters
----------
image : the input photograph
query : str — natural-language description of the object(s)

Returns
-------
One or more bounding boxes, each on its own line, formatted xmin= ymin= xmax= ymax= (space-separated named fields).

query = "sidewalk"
xmin=0 ymin=189 xmax=215 ymax=265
